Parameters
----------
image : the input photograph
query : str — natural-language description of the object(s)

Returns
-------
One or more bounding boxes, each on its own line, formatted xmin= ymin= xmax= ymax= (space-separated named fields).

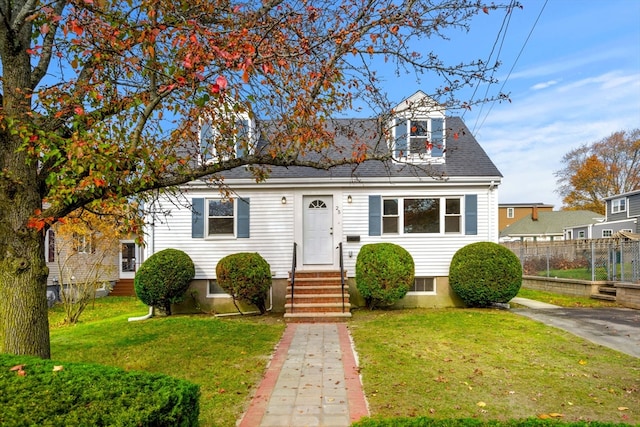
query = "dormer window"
xmin=389 ymin=91 xmax=446 ymax=163
xmin=198 ymin=112 xmax=256 ymax=165
xmin=393 ymin=117 xmax=445 ymax=161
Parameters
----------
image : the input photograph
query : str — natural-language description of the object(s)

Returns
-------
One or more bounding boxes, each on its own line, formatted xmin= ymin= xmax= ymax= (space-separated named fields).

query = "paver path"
xmin=238 ymin=323 xmax=368 ymax=427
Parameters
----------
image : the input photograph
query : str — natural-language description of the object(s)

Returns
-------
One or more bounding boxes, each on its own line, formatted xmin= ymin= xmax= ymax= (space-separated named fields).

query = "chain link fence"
xmin=502 ymin=239 xmax=640 ymax=283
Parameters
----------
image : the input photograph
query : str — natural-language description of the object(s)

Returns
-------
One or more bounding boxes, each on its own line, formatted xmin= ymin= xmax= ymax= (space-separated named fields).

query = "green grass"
xmin=49 ymin=297 xmax=285 ymax=427
xmin=537 ymin=268 xmax=595 ymax=281
xmin=349 ymin=308 xmax=640 ymax=425
xmin=48 ymin=297 xmax=639 ymax=426
xmin=516 ymin=288 xmax=621 ymax=308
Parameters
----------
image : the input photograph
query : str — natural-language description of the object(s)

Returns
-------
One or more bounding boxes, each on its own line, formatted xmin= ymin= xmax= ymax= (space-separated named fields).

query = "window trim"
xmin=506 ymin=207 xmax=514 ymax=219
xmin=577 ymin=230 xmax=586 ymax=239
xmin=381 ymin=196 xmax=464 ymax=235
xmin=205 ymin=198 xmax=236 ymax=238
xmin=602 ymin=229 xmax=613 ymax=238
xmin=611 ymin=198 xmax=626 ymax=214
xmin=408 ymin=277 xmax=436 ymax=294
xmin=392 ymin=116 xmax=446 ymax=163
xmin=199 ymin=113 xmax=256 ymax=165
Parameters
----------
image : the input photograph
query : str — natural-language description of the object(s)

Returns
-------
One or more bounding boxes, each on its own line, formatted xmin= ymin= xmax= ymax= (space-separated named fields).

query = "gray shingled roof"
xmin=217 ymin=116 xmax=502 ymax=181
xmin=500 ymin=210 xmax=604 ymax=238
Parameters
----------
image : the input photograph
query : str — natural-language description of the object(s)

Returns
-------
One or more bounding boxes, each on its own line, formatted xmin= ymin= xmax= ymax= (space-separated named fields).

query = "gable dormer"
xmin=389 ymin=91 xmax=446 ymax=163
xmin=198 ymin=107 xmax=257 ymax=165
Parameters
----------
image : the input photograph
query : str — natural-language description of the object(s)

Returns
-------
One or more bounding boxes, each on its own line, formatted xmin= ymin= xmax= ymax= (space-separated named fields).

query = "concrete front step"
xmin=591 ymin=293 xmax=617 ymax=301
xmin=598 ymin=286 xmax=617 ymax=295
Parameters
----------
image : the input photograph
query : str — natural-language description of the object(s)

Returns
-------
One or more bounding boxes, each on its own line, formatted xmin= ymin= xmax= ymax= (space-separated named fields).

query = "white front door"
xmin=303 ymin=196 xmax=334 ymax=265
xmin=119 ymin=241 xmax=139 ymax=279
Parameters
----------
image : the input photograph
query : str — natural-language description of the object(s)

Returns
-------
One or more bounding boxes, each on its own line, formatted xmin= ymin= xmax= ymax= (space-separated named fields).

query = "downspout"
xmin=128 ymin=203 xmax=155 ymax=322
xmin=128 ymin=305 xmax=153 ymax=322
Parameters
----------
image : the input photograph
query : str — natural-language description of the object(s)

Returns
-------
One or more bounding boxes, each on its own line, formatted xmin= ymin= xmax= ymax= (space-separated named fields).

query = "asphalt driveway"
xmin=511 ymin=299 xmax=640 ymax=358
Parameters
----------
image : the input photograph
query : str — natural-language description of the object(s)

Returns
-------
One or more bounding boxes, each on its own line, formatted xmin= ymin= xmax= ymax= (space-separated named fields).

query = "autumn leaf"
xmin=578 ymin=359 xmax=587 ymax=365
xmin=476 ymin=401 xmax=486 ymax=407
xmin=53 ymin=365 xmax=64 ymax=372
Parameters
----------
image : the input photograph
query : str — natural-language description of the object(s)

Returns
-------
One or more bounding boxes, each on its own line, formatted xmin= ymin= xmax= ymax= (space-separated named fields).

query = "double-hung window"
xmin=192 ymin=197 xmax=250 ymax=239
xmin=393 ymin=117 xmax=445 ymax=161
xmin=381 ymin=197 xmax=462 ymax=235
xmin=611 ymin=198 xmax=626 ymax=214
xmin=506 ymin=207 xmax=514 ymax=218
xmin=207 ymin=199 xmax=235 ymax=236
xmin=199 ymin=113 xmax=255 ymax=164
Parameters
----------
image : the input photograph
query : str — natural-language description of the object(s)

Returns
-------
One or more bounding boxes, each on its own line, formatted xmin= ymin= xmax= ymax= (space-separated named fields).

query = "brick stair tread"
xmin=285 ymin=302 xmax=351 ymax=308
xmin=284 ymin=312 xmax=352 ymax=318
xmin=287 ymin=293 xmax=347 ymax=298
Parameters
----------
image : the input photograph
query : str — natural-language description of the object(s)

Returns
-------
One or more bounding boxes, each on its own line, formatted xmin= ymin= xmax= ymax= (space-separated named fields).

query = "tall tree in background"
xmin=556 ymin=129 xmax=640 ymax=214
xmin=1 ymin=0 xmax=518 ymax=358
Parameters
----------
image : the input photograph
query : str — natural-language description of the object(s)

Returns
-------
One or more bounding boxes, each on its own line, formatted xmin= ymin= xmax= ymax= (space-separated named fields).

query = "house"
xmin=593 ymin=190 xmax=640 ymax=237
xmin=143 ymin=91 xmax=503 ymax=316
xmin=499 ymin=203 xmax=554 ymax=233
xmin=499 ymin=210 xmax=603 ymax=242
xmin=44 ymin=224 xmax=143 ymax=302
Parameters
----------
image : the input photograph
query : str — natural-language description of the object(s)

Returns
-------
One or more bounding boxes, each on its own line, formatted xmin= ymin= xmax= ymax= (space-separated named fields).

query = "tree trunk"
xmin=0 ymin=10 xmax=51 ymax=358
xmin=0 ymin=228 xmax=51 ymax=358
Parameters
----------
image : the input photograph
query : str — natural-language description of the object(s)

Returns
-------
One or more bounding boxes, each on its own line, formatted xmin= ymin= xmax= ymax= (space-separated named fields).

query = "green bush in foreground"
xmin=216 ymin=252 xmax=272 ymax=314
xmin=449 ymin=241 xmax=522 ymax=307
xmin=0 ymin=354 xmax=199 ymax=426
xmin=135 ymin=248 xmax=195 ymax=315
xmin=352 ymin=416 xmax=625 ymax=427
xmin=356 ymin=243 xmax=414 ymax=309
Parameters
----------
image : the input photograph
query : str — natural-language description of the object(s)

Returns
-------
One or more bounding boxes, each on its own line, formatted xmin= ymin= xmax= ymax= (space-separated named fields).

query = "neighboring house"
xmin=499 ymin=210 xmax=603 ymax=242
xmin=144 ymin=91 xmax=503 ymax=314
xmin=44 ymin=227 xmax=142 ymax=299
xmin=564 ymin=189 xmax=640 ymax=239
xmin=499 ymin=203 xmax=554 ymax=233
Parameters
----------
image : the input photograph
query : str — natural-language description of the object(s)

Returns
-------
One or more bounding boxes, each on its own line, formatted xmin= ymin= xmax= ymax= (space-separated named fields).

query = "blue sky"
xmin=372 ymin=0 xmax=640 ymax=209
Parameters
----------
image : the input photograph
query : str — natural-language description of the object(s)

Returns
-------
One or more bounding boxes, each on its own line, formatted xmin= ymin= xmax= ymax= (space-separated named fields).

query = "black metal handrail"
xmin=290 ymin=242 xmax=297 ymax=313
xmin=339 ymin=242 xmax=345 ymax=312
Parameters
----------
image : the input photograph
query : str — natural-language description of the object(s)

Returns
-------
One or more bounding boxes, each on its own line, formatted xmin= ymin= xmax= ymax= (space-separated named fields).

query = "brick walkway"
xmin=237 ymin=323 xmax=369 ymax=427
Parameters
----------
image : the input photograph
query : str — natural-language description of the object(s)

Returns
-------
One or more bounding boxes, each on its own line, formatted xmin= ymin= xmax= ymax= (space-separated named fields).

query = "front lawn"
xmin=48 ymin=297 xmax=285 ymax=427
xmin=46 ymin=297 xmax=639 ymax=426
xmin=349 ymin=308 xmax=639 ymax=424
xmin=516 ymin=288 xmax=621 ymax=308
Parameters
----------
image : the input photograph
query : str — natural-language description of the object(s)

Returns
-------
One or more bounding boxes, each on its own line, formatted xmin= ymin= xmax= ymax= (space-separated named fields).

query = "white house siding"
xmin=147 ymin=188 xmax=295 ymax=281
xmin=146 ymin=180 xmax=498 ymax=312
xmin=341 ymin=186 xmax=497 ymax=278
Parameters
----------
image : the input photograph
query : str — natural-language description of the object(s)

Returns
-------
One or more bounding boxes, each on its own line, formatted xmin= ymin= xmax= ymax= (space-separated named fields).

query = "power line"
xmin=471 ymin=0 xmax=549 ymax=135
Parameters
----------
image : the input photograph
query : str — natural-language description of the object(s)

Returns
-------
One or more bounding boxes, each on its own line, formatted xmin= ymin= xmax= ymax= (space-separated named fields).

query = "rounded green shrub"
xmin=134 ymin=248 xmax=195 ymax=315
xmin=449 ymin=241 xmax=522 ymax=307
xmin=216 ymin=252 xmax=271 ymax=314
xmin=356 ymin=243 xmax=414 ymax=309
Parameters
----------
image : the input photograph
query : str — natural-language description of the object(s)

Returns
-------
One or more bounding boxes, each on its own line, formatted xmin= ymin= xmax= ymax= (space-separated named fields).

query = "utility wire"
xmin=471 ymin=0 xmax=549 ymax=135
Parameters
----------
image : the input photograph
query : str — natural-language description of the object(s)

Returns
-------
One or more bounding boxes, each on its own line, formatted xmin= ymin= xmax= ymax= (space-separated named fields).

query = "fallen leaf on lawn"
xmin=53 ymin=365 xmax=64 ymax=372
xmin=549 ymin=413 xmax=564 ymax=418
xmin=10 ymin=364 xmax=25 ymax=372
xmin=618 ymin=407 xmax=629 ymax=411
xmin=538 ymin=414 xmax=550 ymax=419
xmin=477 ymin=401 xmax=486 ymax=407
xmin=578 ymin=360 xmax=587 ymax=365
xmin=17 ymin=369 xmax=26 ymax=377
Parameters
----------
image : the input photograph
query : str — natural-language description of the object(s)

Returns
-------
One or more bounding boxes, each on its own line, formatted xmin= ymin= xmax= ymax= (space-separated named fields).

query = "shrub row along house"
xmin=137 ymin=91 xmax=503 ymax=318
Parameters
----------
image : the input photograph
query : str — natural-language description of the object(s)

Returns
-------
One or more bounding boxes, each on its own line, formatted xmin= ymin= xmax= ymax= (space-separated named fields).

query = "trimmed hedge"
xmin=134 ymin=248 xmax=195 ymax=315
xmin=0 ymin=354 xmax=199 ymax=426
xmin=352 ymin=417 xmax=623 ymax=427
xmin=216 ymin=252 xmax=271 ymax=314
xmin=356 ymin=243 xmax=414 ymax=309
xmin=449 ymin=242 xmax=522 ymax=307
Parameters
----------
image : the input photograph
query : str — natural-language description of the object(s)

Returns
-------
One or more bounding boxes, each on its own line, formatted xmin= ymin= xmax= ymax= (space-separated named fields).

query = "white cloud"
xmin=531 ymin=80 xmax=559 ymax=90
